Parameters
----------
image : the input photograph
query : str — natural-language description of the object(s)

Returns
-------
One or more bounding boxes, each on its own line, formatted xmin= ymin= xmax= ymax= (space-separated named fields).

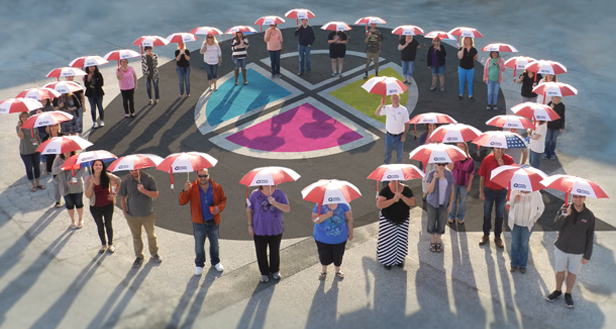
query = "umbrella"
xmin=486 ymin=115 xmax=534 ymax=130
xmin=540 ymin=175 xmax=609 ymax=206
xmin=189 ymin=26 xmax=224 ymax=36
xmin=354 ymin=16 xmax=386 ymax=34
xmin=16 ymin=87 xmax=61 ymax=101
xmin=285 ymin=8 xmax=315 ymax=24
xmin=133 ymin=36 xmax=170 ymax=53
xmin=408 ymin=112 xmax=457 ymax=125
xmin=108 ymin=154 xmax=164 ymax=183
xmin=166 ymin=32 xmax=198 ymax=46
xmin=490 ymin=164 xmax=549 ymax=203
xmin=510 ymin=102 xmax=561 ymax=121
xmin=424 ymin=31 xmax=455 ymax=40
xmin=361 ymin=76 xmax=408 ymax=102
xmin=69 ymin=56 xmax=109 ymax=68
xmin=391 ymin=25 xmax=424 ymax=36
xmin=301 ymin=179 xmax=362 ymax=215
xmin=255 ymin=15 xmax=286 ymax=26
xmin=532 ymin=82 xmax=578 ymax=103
xmin=103 ymin=49 xmax=141 ymax=66
xmin=0 ymin=98 xmax=43 ymax=114
xmin=321 ymin=21 xmax=352 ymax=31
xmin=240 ymin=166 xmax=301 ymax=204
xmin=481 ymin=43 xmax=518 ymax=52
xmin=225 ymin=25 xmax=258 ymax=35
xmin=504 ymin=56 xmax=535 ymax=80
xmin=449 ymin=27 xmax=483 ymax=39
xmin=46 ymin=67 xmax=87 ymax=81
xmin=524 ymin=60 xmax=567 ymax=77
xmin=43 ymin=81 xmax=84 ymax=94
xmin=36 ymin=136 xmax=92 ymax=155
xmin=409 ymin=143 xmax=467 ymax=164
xmin=367 ymin=164 xmax=424 ymax=196
xmin=471 ymin=131 xmax=527 ymax=149
xmin=156 ymin=152 xmax=218 ymax=191
xmin=21 ymin=111 xmax=73 ymax=129
xmin=61 ymin=150 xmax=117 ymax=171
xmin=429 ymin=123 xmax=482 ymax=143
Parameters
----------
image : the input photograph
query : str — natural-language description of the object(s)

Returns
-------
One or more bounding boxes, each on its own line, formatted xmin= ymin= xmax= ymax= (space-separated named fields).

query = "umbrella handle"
xmin=169 ymin=171 xmax=174 ymax=192
xmin=245 ymin=186 xmax=249 ymax=207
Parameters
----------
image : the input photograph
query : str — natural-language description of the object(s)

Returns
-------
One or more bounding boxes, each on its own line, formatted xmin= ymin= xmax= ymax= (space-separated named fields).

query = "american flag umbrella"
xmin=43 ymin=81 xmax=84 ymax=94
xmin=156 ymin=152 xmax=218 ymax=191
xmin=490 ymin=164 xmax=549 ymax=203
xmin=103 ymin=49 xmax=141 ymax=66
xmin=391 ymin=25 xmax=424 ymax=36
xmin=481 ymin=43 xmax=518 ymax=53
xmin=504 ymin=56 xmax=535 ymax=80
xmin=424 ymin=31 xmax=456 ymax=40
xmin=166 ymin=32 xmax=198 ymax=45
xmin=108 ymin=154 xmax=164 ymax=182
xmin=240 ymin=166 xmax=301 ymax=204
xmin=0 ymin=98 xmax=43 ymax=114
xmin=321 ymin=21 xmax=352 ymax=31
xmin=36 ymin=136 xmax=92 ymax=155
xmin=16 ymin=87 xmax=61 ymax=101
xmin=190 ymin=26 xmax=224 ymax=36
xmin=361 ymin=76 xmax=408 ymax=102
xmin=511 ymin=102 xmax=561 ymax=122
xmin=21 ymin=111 xmax=73 ymax=129
xmin=46 ymin=67 xmax=87 ymax=81
xmin=540 ymin=175 xmax=609 ymax=207
xmin=524 ymin=60 xmax=567 ymax=77
xmin=301 ymin=179 xmax=362 ymax=215
xmin=429 ymin=123 xmax=482 ymax=143
xmin=532 ymin=82 xmax=578 ymax=103
xmin=133 ymin=36 xmax=170 ymax=53
xmin=61 ymin=150 xmax=117 ymax=171
xmin=471 ymin=131 xmax=527 ymax=149
xmin=449 ymin=27 xmax=484 ymax=39
xmin=409 ymin=143 xmax=467 ymax=164
xmin=486 ymin=115 xmax=534 ymax=130
xmin=285 ymin=8 xmax=315 ymax=24
xmin=69 ymin=56 xmax=109 ymax=68
xmin=225 ymin=25 xmax=258 ymax=35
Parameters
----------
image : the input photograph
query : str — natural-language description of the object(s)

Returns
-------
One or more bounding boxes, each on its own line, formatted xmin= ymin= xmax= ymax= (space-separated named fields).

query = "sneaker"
xmin=151 ymin=254 xmax=163 ymax=263
xmin=130 ymin=113 xmax=135 ymax=117
xmin=375 ymin=73 xmax=379 ymax=77
xmin=271 ymin=73 xmax=275 ymax=78
xmin=214 ymin=263 xmax=224 ymax=272
xmin=331 ymin=72 xmax=338 ymax=77
xmin=550 ymin=156 xmax=557 ymax=160
xmin=132 ymin=258 xmax=144 ymax=268
xmin=125 ymin=114 xmax=130 ymax=118
xmin=457 ymin=95 xmax=463 ymax=101
xmin=338 ymin=73 xmax=343 ymax=78
xmin=307 ymin=71 xmax=311 ymax=76
xmin=149 ymin=99 xmax=154 ymax=105
xmin=542 ymin=154 xmax=549 ymax=160
xmin=493 ymin=106 xmax=498 ymax=111
xmin=486 ymin=105 xmax=492 ymax=111
xmin=260 ymin=275 xmax=269 ymax=283
xmin=546 ymin=290 xmax=562 ymax=302
xmin=469 ymin=96 xmax=475 ymax=102
xmin=430 ymin=85 xmax=436 ymax=91
xmin=297 ymin=72 xmax=304 ymax=76
xmin=278 ymin=74 xmax=282 ymax=78
xmin=155 ymin=99 xmax=159 ymax=104
xmin=564 ymin=293 xmax=574 ymax=308
xmin=54 ymin=202 xmax=62 ymax=208
xmin=403 ymin=79 xmax=408 ymax=84
xmin=92 ymin=122 xmax=99 ymax=129
xmin=108 ymin=245 xmax=115 ymax=253
xmin=510 ymin=266 xmax=517 ymax=272
xmin=195 ymin=267 xmax=204 ymax=276
xmin=272 ymin=272 xmax=281 ymax=280
xmin=520 ymin=267 xmax=526 ymax=274
xmin=363 ymin=74 xmax=368 ymax=80
xmin=440 ymin=87 xmax=445 ymax=92
xmin=99 ymin=120 xmax=105 ymax=127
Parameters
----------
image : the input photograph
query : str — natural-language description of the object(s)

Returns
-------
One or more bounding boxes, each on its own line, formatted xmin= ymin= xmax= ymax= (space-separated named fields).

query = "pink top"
xmin=118 ymin=66 xmax=135 ymax=90
xmin=265 ymin=28 xmax=283 ymax=51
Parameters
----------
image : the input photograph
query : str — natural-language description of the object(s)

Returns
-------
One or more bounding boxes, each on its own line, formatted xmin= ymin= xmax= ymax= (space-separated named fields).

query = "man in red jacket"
xmin=179 ymin=169 xmax=226 ymax=276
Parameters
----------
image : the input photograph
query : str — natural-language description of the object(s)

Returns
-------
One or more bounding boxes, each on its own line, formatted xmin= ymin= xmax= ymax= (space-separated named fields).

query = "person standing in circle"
xmin=264 ymin=24 xmax=283 ymax=78
xmin=294 ymin=18 xmax=315 ymax=76
xmin=52 ymin=151 xmax=85 ymax=229
xmin=312 ymin=202 xmax=354 ymax=280
xmin=457 ymin=37 xmax=478 ymax=101
xmin=447 ymin=142 xmax=475 ymax=225
xmin=483 ymin=51 xmax=506 ymax=111
xmin=84 ymin=65 xmax=105 ymax=128
xmin=84 ymin=160 xmax=121 ymax=253
xmin=528 ymin=120 xmax=547 ymax=169
xmin=363 ymin=23 xmax=382 ymax=79
xmin=375 ymin=94 xmax=410 ymax=165
xmin=54 ymin=92 xmax=81 ymax=135
xmin=116 ymin=58 xmax=137 ymax=118
xmin=427 ymin=38 xmax=446 ymax=91
xmin=426 ymin=163 xmax=455 ymax=252
xmin=16 ymin=111 xmax=43 ymax=192
xmin=141 ymin=46 xmax=159 ymax=105
xmin=327 ymin=30 xmax=348 ymax=77
xmin=175 ymin=43 xmax=191 ymax=97
xmin=231 ymin=31 xmax=249 ymax=85
xmin=376 ymin=180 xmax=415 ymax=269
xmin=200 ymin=34 xmax=222 ymax=91
xmin=517 ymin=70 xmax=542 ymax=103
xmin=544 ymin=96 xmax=565 ymax=160
xmin=398 ymin=35 xmax=420 ymax=84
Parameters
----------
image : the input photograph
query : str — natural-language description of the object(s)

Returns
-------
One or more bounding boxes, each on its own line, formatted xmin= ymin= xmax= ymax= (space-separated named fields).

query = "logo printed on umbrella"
xmin=507 ymin=123 xmax=516 ymax=127
xmin=38 ymin=120 xmax=51 ymax=125
xmin=536 ymin=115 xmax=547 ymax=120
xmin=81 ymin=156 xmax=94 ymax=161
xmin=388 ymin=89 xmax=398 ymax=93
xmin=118 ymin=164 xmax=130 ymax=170
xmin=490 ymin=142 xmax=503 ymax=146
xmin=46 ymin=148 xmax=56 ymax=153
xmin=513 ymin=183 xmax=527 ymax=189
xmin=256 ymin=179 xmax=269 ymax=184
xmin=547 ymin=91 xmax=558 ymax=96
xmin=328 ymin=197 xmax=341 ymax=202
xmin=433 ymin=156 xmax=447 ymax=162
xmin=386 ymin=175 xmax=399 ymax=179
xmin=576 ymin=189 xmax=590 ymax=195
xmin=446 ymin=137 xmax=456 ymax=141
xmin=174 ymin=166 xmax=188 ymax=170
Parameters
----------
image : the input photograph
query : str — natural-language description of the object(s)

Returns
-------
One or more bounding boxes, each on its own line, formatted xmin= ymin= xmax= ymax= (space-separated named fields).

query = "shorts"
xmin=64 ymin=193 xmax=84 ymax=210
xmin=431 ymin=65 xmax=445 ymax=76
xmin=366 ymin=52 xmax=379 ymax=64
xmin=554 ymin=247 xmax=583 ymax=275
xmin=330 ymin=49 xmax=346 ymax=59
xmin=233 ymin=57 xmax=247 ymax=70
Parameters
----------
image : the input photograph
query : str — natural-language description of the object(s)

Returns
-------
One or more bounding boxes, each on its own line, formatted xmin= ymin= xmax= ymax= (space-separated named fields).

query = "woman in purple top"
xmin=246 ymin=185 xmax=290 ymax=283
xmin=447 ymin=142 xmax=475 ymax=225
xmin=427 ymin=38 xmax=446 ymax=91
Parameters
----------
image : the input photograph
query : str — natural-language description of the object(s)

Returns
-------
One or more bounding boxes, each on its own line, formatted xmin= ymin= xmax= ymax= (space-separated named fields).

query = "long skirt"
xmin=376 ymin=213 xmax=409 ymax=266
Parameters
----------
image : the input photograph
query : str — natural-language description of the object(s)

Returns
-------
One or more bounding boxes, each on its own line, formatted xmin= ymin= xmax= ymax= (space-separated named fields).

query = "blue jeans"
xmin=449 ymin=185 xmax=469 ymax=221
xmin=88 ymin=96 xmax=104 ymax=121
xmin=269 ymin=50 xmax=281 ymax=76
xmin=431 ymin=65 xmax=445 ymax=76
xmin=193 ymin=221 xmax=220 ymax=267
xmin=145 ymin=78 xmax=159 ymax=100
xmin=176 ymin=66 xmax=191 ymax=95
xmin=510 ymin=224 xmax=532 ymax=268
xmin=529 ymin=150 xmax=541 ymax=169
xmin=384 ymin=133 xmax=404 ymax=164
xmin=204 ymin=63 xmax=218 ymax=80
xmin=401 ymin=61 xmax=415 ymax=80
xmin=20 ymin=152 xmax=41 ymax=181
xmin=233 ymin=57 xmax=247 ymax=70
xmin=483 ymin=187 xmax=507 ymax=238
xmin=298 ymin=45 xmax=311 ymax=72
xmin=544 ymin=128 xmax=559 ymax=158
xmin=458 ymin=67 xmax=474 ymax=96
xmin=487 ymin=80 xmax=500 ymax=105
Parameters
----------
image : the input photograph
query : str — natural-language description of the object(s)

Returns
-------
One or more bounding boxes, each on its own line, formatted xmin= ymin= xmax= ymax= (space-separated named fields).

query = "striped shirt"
xmin=202 ymin=44 xmax=221 ymax=65
xmin=231 ymin=38 xmax=249 ymax=59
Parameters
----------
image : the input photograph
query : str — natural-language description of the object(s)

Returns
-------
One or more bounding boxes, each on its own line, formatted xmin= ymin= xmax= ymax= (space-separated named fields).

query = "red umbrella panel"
xmin=16 ymin=87 xmax=61 ymax=101
xmin=0 ymin=98 xmax=43 ymax=114
xmin=354 ymin=16 xmax=386 ymax=34
xmin=21 ymin=111 xmax=73 ymax=129
xmin=391 ymin=25 xmax=424 ymax=40
xmin=532 ymin=82 xmax=578 ymax=103
xmin=108 ymin=154 xmax=164 ymax=182
xmin=367 ymin=164 xmax=424 ymax=196
xmin=490 ymin=164 xmax=549 ymax=203
xmin=36 ymin=136 xmax=93 ymax=155
xmin=69 ymin=56 xmax=109 ymax=68
xmin=481 ymin=43 xmax=518 ymax=53
xmin=239 ymin=166 xmax=301 ymax=205
xmin=429 ymin=123 xmax=482 ymax=143
xmin=424 ymin=31 xmax=455 ymax=40
xmin=301 ymin=179 xmax=362 ymax=215
xmin=166 ymin=32 xmax=198 ymax=49
xmin=321 ymin=22 xmax=352 ymax=32
xmin=285 ymin=8 xmax=315 ymax=24
xmin=540 ymin=174 xmax=609 ymax=207
xmin=103 ymin=49 xmax=141 ymax=66
xmin=409 ymin=143 xmax=467 ymax=164
xmin=61 ymin=150 xmax=117 ymax=171
xmin=510 ymin=102 xmax=561 ymax=121
xmin=486 ymin=115 xmax=534 ymax=130
xmin=132 ymin=36 xmax=170 ymax=53
xmin=524 ymin=60 xmax=567 ymax=77
xmin=408 ymin=112 xmax=457 ymax=135
xmin=43 ymin=81 xmax=84 ymax=94
xmin=361 ymin=76 xmax=408 ymax=102
xmin=156 ymin=152 xmax=218 ymax=191
xmin=46 ymin=67 xmax=87 ymax=81
xmin=504 ymin=56 xmax=535 ymax=80
xmin=190 ymin=26 xmax=224 ymax=36
xmin=448 ymin=26 xmax=483 ymax=45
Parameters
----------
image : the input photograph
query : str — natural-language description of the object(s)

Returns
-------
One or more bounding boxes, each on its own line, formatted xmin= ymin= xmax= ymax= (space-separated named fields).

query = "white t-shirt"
xmin=379 ymin=104 xmax=409 ymax=135
xmin=529 ymin=123 xmax=547 ymax=153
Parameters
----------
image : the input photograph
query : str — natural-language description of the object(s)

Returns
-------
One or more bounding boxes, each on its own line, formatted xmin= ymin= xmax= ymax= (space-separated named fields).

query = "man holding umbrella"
xmin=179 ymin=169 xmax=227 ymax=276
xmin=364 ymin=23 xmax=383 ymax=79
xmin=375 ymin=94 xmax=409 ymax=164
xmin=294 ymin=18 xmax=315 ymax=76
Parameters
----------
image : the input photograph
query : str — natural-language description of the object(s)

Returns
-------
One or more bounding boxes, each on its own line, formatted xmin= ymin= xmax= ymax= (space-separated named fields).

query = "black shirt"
xmin=400 ymin=38 xmax=419 ymax=61
xmin=519 ymin=71 xmax=542 ymax=97
xmin=547 ymin=101 xmax=565 ymax=130
xmin=328 ymin=31 xmax=347 ymax=53
xmin=175 ymin=49 xmax=191 ymax=68
xmin=458 ymin=47 xmax=478 ymax=69
xmin=379 ymin=184 xmax=414 ymax=225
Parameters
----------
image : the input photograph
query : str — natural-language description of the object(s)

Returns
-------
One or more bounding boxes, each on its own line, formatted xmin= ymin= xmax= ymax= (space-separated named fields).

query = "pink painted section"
xmin=225 ymin=103 xmax=362 ymax=152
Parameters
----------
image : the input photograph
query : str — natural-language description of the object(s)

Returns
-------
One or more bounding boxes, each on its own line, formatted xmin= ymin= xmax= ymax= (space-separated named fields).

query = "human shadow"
xmin=305 ymin=279 xmax=339 ymax=329
xmin=236 ymin=281 xmax=277 ymax=329
xmin=167 ymin=268 xmax=220 ymax=329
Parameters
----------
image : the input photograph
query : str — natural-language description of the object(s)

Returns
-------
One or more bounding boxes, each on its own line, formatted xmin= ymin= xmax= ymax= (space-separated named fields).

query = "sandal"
xmin=37 ymin=185 xmax=46 ymax=190
xmin=54 ymin=202 xmax=62 ymax=208
xmin=31 ymin=186 xmax=37 ymax=192
xmin=76 ymin=220 xmax=84 ymax=229
xmin=448 ymin=219 xmax=455 ymax=225
xmin=318 ymin=272 xmax=327 ymax=280
xmin=108 ymin=245 xmax=115 ymax=253
xmin=430 ymin=243 xmax=437 ymax=252
xmin=335 ymin=271 xmax=344 ymax=279
xmin=458 ymin=220 xmax=465 ymax=225
xmin=70 ymin=223 xmax=77 ymax=229
xmin=99 ymin=245 xmax=107 ymax=254
xmin=436 ymin=243 xmax=442 ymax=253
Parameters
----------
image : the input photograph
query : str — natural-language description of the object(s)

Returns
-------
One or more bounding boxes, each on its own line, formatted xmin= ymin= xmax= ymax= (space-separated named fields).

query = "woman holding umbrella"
xmin=516 ymin=70 xmax=542 ymax=103
xmin=54 ymin=92 xmax=81 ymax=135
xmin=44 ymin=124 xmax=64 ymax=207
xmin=264 ymin=24 xmax=283 ymax=78
xmin=376 ymin=180 xmax=415 ymax=269
xmin=425 ymin=162 xmax=454 ymax=252
xmin=200 ymin=34 xmax=222 ymax=91
xmin=247 ymin=184 xmax=290 ymax=282
xmin=312 ymin=201 xmax=354 ymax=279
xmin=141 ymin=46 xmax=160 ymax=104
xmin=116 ymin=58 xmax=138 ymax=118
xmin=231 ymin=31 xmax=249 ymax=85
xmin=427 ymin=38 xmax=446 ymax=91
xmin=447 ymin=142 xmax=475 ymax=225
xmin=176 ymin=43 xmax=191 ymax=96
xmin=84 ymin=160 xmax=121 ymax=253
xmin=483 ymin=51 xmax=506 ymax=111
xmin=544 ymin=96 xmax=566 ymax=160
xmin=52 ymin=151 xmax=86 ymax=229
xmin=327 ymin=29 xmax=348 ymax=77
xmin=528 ymin=120 xmax=547 ymax=169
xmin=84 ymin=65 xmax=105 ymax=128
xmin=16 ymin=111 xmax=43 ymax=192
xmin=457 ymin=37 xmax=478 ymax=101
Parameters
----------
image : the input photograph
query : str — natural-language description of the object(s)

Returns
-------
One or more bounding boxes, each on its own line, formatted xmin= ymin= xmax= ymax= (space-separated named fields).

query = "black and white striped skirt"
xmin=376 ymin=213 xmax=409 ymax=266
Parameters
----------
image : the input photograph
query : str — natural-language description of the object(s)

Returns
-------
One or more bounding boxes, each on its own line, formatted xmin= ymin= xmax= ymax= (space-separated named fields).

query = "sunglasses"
xmin=437 ymin=163 xmax=447 ymax=167
xmin=572 ymin=195 xmax=585 ymax=199
xmin=198 ymin=174 xmax=209 ymax=178
xmin=207 ymin=36 xmax=214 ymax=38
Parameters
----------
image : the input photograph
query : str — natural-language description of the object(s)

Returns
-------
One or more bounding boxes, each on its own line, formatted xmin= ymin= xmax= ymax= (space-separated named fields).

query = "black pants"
xmin=45 ymin=154 xmax=56 ymax=173
xmin=316 ymin=240 xmax=346 ymax=266
xmin=120 ymin=89 xmax=135 ymax=115
xmin=90 ymin=203 xmax=114 ymax=245
xmin=20 ymin=152 xmax=40 ymax=181
xmin=253 ymin=234 xmax=282 ymax=275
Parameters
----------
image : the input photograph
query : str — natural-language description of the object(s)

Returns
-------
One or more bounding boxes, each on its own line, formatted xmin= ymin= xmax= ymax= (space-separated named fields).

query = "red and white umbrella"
xmin=255 ymin=15 xmax=286 ymax=26
xmin=409 ymin=143 xmax=467 ymax=164
xmin=240 ymin=166 xmax=301 ymax=203
xmin=355 ymin=16 xmax=386 ymax=34
xmin=449 ymin=27 xmax=483 ymax=39
xmin=36 ymin=136 xmax=92 ymax=155
xmin=225 ymin=25 xmax=258 ymax=35
xmin=61 ymin=150 xmax=117 ymax=171
xmin=524 ymin=60 xmax=567 ymax=77
xmin=69 ymin=56 xmax=109 ymax=68
xmin=511 ymin=102 xmax=561 ymax=121
xmin=285 ymin=8 xmax=315 ymax=24
xmin=21 ymin=111 xmax=73 ymax=129
xmin=46 ymin=67 xmax=87 ymax=81
xmin=540 ymin=175 xmax=609 ymax=206
xmin=133 ymin=36 xmax=170 ymax=53
xmin=43 ymin=81 xmax=84 ymax=94
xmin=481 ymin=43 xmax=518 ymax=53
xmin=108 ymin=154 xmax=164 ymax=183
xmin=504 ymin=56 xmax=536 ymax=80
xmin=16 ymin=87 xmax=61 ymax=101
xmin=166 ymin=32 xmax=198 ymax=45
xmin=408 ymin=112 xmax=457 ymax=125
xmin=391 ymin=25 xmax=424 ymax=36
xmin=156 ymin=152 xmax=218 ymax=190
xmin=321 ymin=21 xmax=352 ymax=31
xmin=361 ymin=76 xmax=408 ymax=102
xmin=367 ymin=164 xmax=425 ymax=182
xmin=471 ymin=131 xmax=527 ymax=149
xmin=0 ymin=98 xmax=43 ymax=114
xmin=301 ymin=179 xmax=362 ymax=212
xmin=429 ymin=123 xmax=482 ymax=143
xmin=424 ymin=31 xmax=455 ymax=40
xmin=491 ymin=165 xmax=549 ymax=192
xmin=103 ymin=49 xmax=141 ymax=66
xmin=486 ymin=115 xmax=534 ymax=130
xmin=190 ymin=26 xmax=224 ymax=36
xmin=532 ymin=82 xmax=578 ymax=103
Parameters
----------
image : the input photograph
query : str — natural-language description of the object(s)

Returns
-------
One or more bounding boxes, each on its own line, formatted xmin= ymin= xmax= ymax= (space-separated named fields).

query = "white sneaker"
xmin=92 ymin=122 xmax=99 ymax=129
xmin=195 ymin=267 xmax=203 ymax=276
xmin=272 ymin=272 xmax=281 ymax=280
xmin=99 ymin=120 xmax=105 ymax=127
xmin=214 ymin=263 xmax=224 ymax=272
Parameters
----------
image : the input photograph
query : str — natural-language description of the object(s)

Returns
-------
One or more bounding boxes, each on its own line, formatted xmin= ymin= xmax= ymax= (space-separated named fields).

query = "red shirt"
xmin=478 ymin=153 xmax=514 ymax=190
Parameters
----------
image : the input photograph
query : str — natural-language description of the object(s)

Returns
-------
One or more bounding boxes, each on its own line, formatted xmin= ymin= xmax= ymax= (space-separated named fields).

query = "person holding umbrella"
xmin=312 ymin=201 xmax=354 ymax=279
xmin=544 ymin=96 xmax=565 ymax=160
xmin=43 ymin=124 xmax=64 ymax=207
xmin=363 ymin=23 xmax=383 ymax=80
xmin=116 ymin=58 xmax=138 ymax=118
xmin=327 ymin=29 xmax=348 ymax=77
xmin=376 ymin=180 xmax=415 ymax=269
xmin=507 ymin=189 xmax=545 ymax=273
xmin=375 ymin=94 xmax=410 ymax=165
xmin=246 ymin=184 xmax=290 ymax=282
xmin=516 ymin=69 xmax=542 ymax=103
xmin=457 ymin=37 xmax=478 ymax=101
xmin=141 ymin=46 xmax=160 ymax=105
xmin=16 ymin=111 xmax=44 ymax=192
xmin=427 ymin=37 xmax=446 ymax=91
xmin=447 ymin=142 xmax=475 ymax=225
xmin=231 ymin=31 xmax=249 ymax=85
xmin=175 ymin=42 xmax=192 ymax=96
xmin=425 ymin=162 xmax=454 ymax=252
xmin=398 ymin=35 xmax=420 ymax=84
xmin=54 ymin=92 xmax=81 ymax=135
xmin=84 ymin=65 xmax=105 ymax=128
xmin=483 ymin=51 xmax=506 ymax=111
xmin=264 ymin=24 xmax=283 ymax=78
xmin=84 ymin=160 xmax=121 ymax=253
xmin=527 ymin=120 xmax=547 ymax=169
xmin=200 ymin=34 xmax=222 ymax=91
xmin=294 ymin=18 xmax=315 ymax=76
xmin=52 ymin=151 xmax=86 ymax=229
xmin=536 ymin=74 xmax=557 ymax=104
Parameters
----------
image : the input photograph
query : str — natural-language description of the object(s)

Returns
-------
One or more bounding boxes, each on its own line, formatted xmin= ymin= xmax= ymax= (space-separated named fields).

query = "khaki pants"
xmin=126 ymin=213 xmax=159 ymax=259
